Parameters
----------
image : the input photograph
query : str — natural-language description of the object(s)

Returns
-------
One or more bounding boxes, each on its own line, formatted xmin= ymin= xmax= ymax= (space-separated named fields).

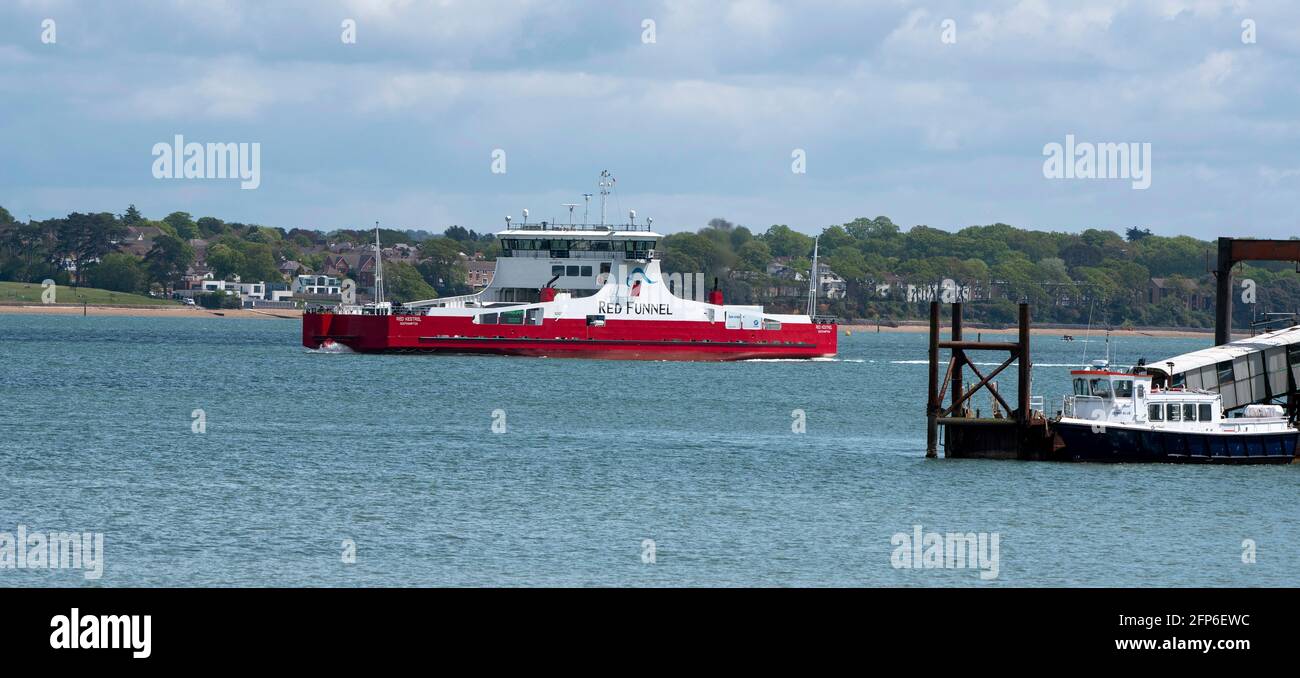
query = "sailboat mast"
xmin=807 ymin=236 xmax=819 ymax=317
xmin=374 ymin=220 xmax=384 ymax=305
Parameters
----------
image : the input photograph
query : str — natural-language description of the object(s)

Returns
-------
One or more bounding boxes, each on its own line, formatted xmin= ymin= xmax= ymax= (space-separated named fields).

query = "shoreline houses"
xmin=108 ymin=224 xmax=1222 ymax=319
xmin=163 ymin=233 xmax=440 ymax=307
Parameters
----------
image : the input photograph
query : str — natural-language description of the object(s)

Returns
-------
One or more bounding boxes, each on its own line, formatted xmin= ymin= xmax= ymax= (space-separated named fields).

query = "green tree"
xmin=58 ymin=212 xmax=125 ymax=285
xmin=416 ymin=237 xmax=468 ymax=294
xmin=206 ymin=243 xmax=246 ymax=280
xmin=122 ymin=204 xmax=144 ymax=227
xmin=86 ymin=252 xmax=146 ymax=294
xmin=761 ymin=225 xmax=814 ymax=259
xmin=163 ymin=212 xmax=198 ymax=240
xmin=196 ymin=216 xmax=225 ymax=238
xmin=736 ymin=240 xmax=772 ymax=272
xmin=144 ymin=234 xmax=195 ymax=288
xmin=385 ymin=261 xmax=438 ymax=303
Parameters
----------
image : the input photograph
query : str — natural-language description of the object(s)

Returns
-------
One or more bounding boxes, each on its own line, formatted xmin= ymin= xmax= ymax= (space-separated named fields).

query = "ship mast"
xmin=807 ymin=235 xmax=819 ymax=317
xmin=598 ymin=171 xmax=614 ymax=227
xmin=373 ymin=220 xmax=384 ymax=305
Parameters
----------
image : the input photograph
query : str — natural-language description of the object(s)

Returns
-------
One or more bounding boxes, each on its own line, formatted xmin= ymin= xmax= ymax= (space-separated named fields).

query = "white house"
xmin=293 ymin=274 xmax=341 ymax=296
xmin=817 ymin=264 xmax=847 ymax=300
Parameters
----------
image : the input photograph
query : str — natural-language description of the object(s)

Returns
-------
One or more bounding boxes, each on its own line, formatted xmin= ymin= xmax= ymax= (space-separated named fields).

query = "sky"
xmin=1 ymin=0 xmax=1298 ymax=239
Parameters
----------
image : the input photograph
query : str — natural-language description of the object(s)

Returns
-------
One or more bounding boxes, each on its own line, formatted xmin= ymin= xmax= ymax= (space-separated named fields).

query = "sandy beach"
xmin=1 ymin=304 xmax=1221 ymax=337
xmin=842 ymin=323 xmax=1216 ymax=339
xmin=0 ymin=304 xmax=302 ymax=320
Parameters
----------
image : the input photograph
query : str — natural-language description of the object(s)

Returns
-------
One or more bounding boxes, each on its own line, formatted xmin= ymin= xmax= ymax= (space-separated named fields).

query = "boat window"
xmin=566 ymin=265 xmax=579 ymax=276
xmin=581 ymin=266 xmax=592 ymax=276
xmin=1166 ymin=403 xmax=1181 ymax=422
xmin=501 ymin=310 xmax=525 ymax=325
xmin=476 ymin=313 xmax=498 ymax=325
xmin=571 ymin=240 xmax=590 ymax=251
xmin=763 ymin=319 xmax=782 ymax=331
xmin=551 ymin=265 xmax=564 ymax=276
xmin=526 ymin=308 xmax=543 ymax=325
xmin=1073 ymin=378 xmax=1087 ymax=396
xmin=1199 ymin=403 xmax=1213 ymax=422
xmin=1148 ymin=404 xmax=1163 ymax=421
xmin=591 ymin=241 xmax=610 ymax=251
xmin=1114 ymin=380 xmax=1133 ymax=398
xmin=1089 ymin=379 xmax=1112 ymax=398
xmin=1183 ymin=404 xmax=1197 ymax=421
xmin=600 ymin=262 xmax=611 ymax=274
xmin=1171 ymin=373 xmax=1185 ymax=388
xmin=1137 ymin=385 xmax=1145 ymax=398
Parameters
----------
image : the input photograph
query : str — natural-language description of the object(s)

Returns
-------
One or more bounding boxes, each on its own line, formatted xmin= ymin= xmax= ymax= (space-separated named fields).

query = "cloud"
xmin=0 ymin=0 xmax=1298 ymax=239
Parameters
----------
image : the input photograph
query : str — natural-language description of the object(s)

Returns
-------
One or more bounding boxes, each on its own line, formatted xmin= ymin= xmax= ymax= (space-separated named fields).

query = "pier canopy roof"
xmin=1150 ymin=324 xmax=1300 ymax=411
xmin=1151 ymin=325 xmax=1300 ymax=378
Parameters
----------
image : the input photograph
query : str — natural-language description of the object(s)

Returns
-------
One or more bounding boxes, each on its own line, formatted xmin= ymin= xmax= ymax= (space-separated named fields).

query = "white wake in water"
xmin=740 ymin=357 xmax=868 ymax=363
xmin=305 ymin=343 xmax=354 ymax=354
xmin=889 ymin=360 xmax=1096 ymax=367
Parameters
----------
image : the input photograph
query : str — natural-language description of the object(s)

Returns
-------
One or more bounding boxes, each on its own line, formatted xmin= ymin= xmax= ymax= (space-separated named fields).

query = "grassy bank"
xmin=0 ymin=281 xmax=178 ymax=306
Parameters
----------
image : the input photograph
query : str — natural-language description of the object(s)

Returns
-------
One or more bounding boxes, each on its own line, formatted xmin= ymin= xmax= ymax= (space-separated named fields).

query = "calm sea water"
xmin=1 ymin=314 xmax=1295 ymax=587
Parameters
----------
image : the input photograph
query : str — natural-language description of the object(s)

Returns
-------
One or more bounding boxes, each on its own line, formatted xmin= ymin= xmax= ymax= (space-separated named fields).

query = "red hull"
xmin=303 ymin=312 xmax=837 ymax=360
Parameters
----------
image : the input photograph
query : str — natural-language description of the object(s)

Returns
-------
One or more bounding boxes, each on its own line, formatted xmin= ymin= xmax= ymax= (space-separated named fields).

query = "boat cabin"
xmin=1065 ymin=369 xmax=1222 ymax=428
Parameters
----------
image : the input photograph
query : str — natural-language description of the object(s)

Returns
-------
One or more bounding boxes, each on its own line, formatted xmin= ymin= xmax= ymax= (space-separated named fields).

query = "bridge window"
xmin=1183 ymin=404 xmax=1197 ymax=421
xmin=591 ymin=241 xmax=610 ymax=251
xmin=581 ymin=266 xmax=592 ymax=276
xmin=1149 ymin=404 xmax=1163 ymax=421
xmin=552 ymin=265 xmax=564 ymax=276
xmin=566 ymin=266 xmax=579 ymax=276
xmin=1073 ymin=378 xmax=1087 ymax=396
xmin=1089 ymin=379 xmax=1112 ymax=398
xmin=1166 ymin=403 xmax=1182 ymax=422
xmin=1114 ymin=380 xmax=1133 ymax=398
xmin=1199 ymin=403 xmax=1213 ymax=421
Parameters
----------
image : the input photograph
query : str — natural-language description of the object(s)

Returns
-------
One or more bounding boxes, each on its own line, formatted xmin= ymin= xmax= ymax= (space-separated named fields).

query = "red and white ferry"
xmin=303 ymin=177 xmax=837 ymax=360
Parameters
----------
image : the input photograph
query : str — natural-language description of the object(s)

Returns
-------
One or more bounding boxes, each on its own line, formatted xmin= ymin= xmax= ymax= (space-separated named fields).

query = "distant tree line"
xmin=4 ymin=203 xmax=1297 ymax=325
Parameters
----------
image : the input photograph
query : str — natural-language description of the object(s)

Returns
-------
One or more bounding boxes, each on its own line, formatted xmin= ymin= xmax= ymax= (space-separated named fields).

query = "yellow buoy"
xmin=844 ymin=329 xmax=852 ymax=336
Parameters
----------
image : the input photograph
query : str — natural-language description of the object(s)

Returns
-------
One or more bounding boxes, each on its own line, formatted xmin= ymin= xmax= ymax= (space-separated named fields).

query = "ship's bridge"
xmin=497 ymin=225 xmax=663 ymax=261
xmin=1150 ymin=324 xmax=1300 ymax=413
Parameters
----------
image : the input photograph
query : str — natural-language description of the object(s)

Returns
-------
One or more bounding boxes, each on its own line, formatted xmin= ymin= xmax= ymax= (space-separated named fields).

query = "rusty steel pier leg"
xmin=1214 ymin=237 xmax=1233 ymax=346
xmin=951 ymin=302 xmax=963 ymax=417
xmin=1018 ymin=303 xmax=1031 ymax=423
xmin=927 ymin=301 xmax=940 ymax=458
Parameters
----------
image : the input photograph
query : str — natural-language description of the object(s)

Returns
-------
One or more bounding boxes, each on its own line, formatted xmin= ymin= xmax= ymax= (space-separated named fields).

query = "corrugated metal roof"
xmin=1152 ymin=325 xmax=1300 ymax=376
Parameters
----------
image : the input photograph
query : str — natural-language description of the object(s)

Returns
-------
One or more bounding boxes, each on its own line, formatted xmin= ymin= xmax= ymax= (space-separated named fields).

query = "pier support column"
xmin=1214 ymin=237 xmax=1233 ymax=346
xmin=927 ymin=302 xmax=940 ymax=458
xmin=1017 ymin=303 xmax=1031 ymax=423
xmin=951 ymin=302 xmax=963 ymax=416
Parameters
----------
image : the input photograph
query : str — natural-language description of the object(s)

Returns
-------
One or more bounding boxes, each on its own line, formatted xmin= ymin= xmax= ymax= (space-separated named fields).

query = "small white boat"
xmin=1053 ymin=361 xmax=1297 ymax=463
